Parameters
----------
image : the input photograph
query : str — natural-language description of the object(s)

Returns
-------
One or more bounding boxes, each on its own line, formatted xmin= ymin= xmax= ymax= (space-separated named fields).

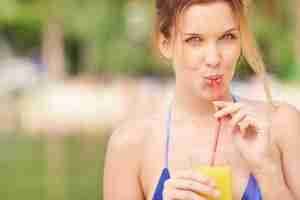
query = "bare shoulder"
xmin=268 ymin=101 xmax=300 ymax=144
xmin=236 ymin=96 xmax=273 ymax=118
xmin=270 ymin=101 xmax=300 ymax=123
xmin=238 ymin=96 xmax=300 ymax=143
xmin=103 ymin=113 xmax=164 ymax=200
xmin=106 ymin=112 xmax=164 ymax=156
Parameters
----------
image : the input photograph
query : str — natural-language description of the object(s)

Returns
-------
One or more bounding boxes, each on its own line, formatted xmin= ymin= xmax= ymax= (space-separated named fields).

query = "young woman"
xmin=103 ymin=0 xmax=300 ymax=200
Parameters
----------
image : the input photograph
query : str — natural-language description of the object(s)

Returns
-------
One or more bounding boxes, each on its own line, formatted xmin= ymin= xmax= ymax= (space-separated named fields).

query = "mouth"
xmin=204 ymin=74 xmax=224 ymax=85
xmin=204 ymin=74 xmax=224 ymax=80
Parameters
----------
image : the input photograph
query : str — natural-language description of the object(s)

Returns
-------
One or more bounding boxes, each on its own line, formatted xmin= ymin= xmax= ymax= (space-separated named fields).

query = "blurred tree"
xmin=62 ymin=0 xmax=128 ymax=74
xmin=294 ymin=0 xmax=300 ymax=76
xmin=0 ymin=0 xmax=135 ymax=76
xmin=263 ymin=0 xmax=278 ymax=19
xmin=42 ymin=16 xmax=66 ymax=80
xmin=0 ymin=0 xmax=298 ymax=80
xmin=0 ymin=0 xmax=66 ymax=80
xmin=247 ymin=0 xmax=298 ymax=81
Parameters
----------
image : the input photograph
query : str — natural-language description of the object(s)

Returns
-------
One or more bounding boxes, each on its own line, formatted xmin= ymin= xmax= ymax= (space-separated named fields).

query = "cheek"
xmin=188 ymin=48 xmax=204 ymax=64
xmin=221 ymin=43 xmax=241 ymax=63
xmin=218 ymin=44 xmax=241 ymax=84
xmin=174 ymin=44 xmax=203 ymax=69
xmin=221 ymin=44 xmax=241 ymax=65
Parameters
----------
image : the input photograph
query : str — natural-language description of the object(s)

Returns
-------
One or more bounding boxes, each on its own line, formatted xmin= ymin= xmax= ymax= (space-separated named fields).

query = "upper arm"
xmin=272 ymin=103 xmax=300 ymax=199
xmin=103 ymin=121 xmax=146 ymax=200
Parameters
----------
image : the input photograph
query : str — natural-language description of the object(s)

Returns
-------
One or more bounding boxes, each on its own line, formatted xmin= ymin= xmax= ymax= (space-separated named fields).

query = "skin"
xmin=166 ymin=2 xmax=241 ymax=103
xmin=103 ymin=1 xmax=300 ymax=200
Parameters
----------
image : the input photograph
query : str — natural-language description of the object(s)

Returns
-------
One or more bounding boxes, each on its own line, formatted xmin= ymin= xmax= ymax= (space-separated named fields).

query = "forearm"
xmin=254 ymin=164 xmax=296 ymax=200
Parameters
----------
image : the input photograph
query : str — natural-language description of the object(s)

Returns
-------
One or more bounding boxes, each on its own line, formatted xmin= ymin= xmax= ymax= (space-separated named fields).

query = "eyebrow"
xmin=183 ymin=27 xmax=239 ymax=36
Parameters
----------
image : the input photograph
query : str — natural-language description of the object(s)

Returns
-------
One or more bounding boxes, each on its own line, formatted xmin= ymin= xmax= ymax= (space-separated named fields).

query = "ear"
xmin=158 ymin=33 xmax=172 ymax=60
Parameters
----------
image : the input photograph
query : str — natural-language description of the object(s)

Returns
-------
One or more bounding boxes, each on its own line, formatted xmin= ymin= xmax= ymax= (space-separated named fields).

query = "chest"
xmin=141 ymin=122 xmax=253 ymax=200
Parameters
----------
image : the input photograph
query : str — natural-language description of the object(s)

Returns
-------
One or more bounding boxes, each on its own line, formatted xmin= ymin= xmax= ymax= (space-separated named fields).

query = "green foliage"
xmin=0 ymin=133 xmax=108 ymax=200
xmin=0 ymin=0 xmax=298 ymax=80
xmin=246 ymin=0 xmax=298 ymax=81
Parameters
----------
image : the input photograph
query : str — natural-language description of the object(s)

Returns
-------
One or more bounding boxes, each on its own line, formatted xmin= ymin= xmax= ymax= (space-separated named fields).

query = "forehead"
xmin=179 ymin=1 xmax=238 ymax=34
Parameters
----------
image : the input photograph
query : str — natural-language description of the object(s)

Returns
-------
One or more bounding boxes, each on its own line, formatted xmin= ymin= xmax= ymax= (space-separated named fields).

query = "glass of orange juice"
xmin=189 ymin=149 xmax=233 ymax=200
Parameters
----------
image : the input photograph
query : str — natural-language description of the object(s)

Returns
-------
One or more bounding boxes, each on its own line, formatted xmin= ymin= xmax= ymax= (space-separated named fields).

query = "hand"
xmin=163 ymin=169 xmax=220 ymax=200
xmin=213 ymin=101 xmax=279 ymax=173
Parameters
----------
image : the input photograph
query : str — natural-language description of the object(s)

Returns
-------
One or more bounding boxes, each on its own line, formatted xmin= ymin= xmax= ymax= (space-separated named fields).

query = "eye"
xmin=185 ymin=36 xmax=203 ymax=45
xmin=221 ymin=33 xmax=237 ymax=40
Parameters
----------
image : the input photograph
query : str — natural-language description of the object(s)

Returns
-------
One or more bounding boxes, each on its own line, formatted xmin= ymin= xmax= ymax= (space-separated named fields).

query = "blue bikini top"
xmin=151 ymin=94 xmax=262 ymax=200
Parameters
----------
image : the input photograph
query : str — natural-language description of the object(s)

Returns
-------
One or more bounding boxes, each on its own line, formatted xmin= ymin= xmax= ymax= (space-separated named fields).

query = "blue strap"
xmin=232 ymin=94 xmax=239 ymax=102
xmin=164 ymin=97 xmax=173 ymax=168
xmin=162 ymin=93 xmax=262 ymax=200
xmin=151 ymin=168 xmax=170 ymax=200
xmin=242 ymin=174 xmax=262 ymax=200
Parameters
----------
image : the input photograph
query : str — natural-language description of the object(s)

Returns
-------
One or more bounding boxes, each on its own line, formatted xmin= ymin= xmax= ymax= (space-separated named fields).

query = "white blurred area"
xmin=0 ymin=41 xmax=299 ymax=135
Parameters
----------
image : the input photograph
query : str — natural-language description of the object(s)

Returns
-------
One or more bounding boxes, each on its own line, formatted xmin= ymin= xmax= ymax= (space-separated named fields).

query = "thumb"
xmin=213 ymin=101 xmax=231 ymax=110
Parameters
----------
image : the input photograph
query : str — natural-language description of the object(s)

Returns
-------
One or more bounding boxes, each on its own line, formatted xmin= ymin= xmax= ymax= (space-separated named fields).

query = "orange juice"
xmin=195 ymin=166 xmax=232 ymax=200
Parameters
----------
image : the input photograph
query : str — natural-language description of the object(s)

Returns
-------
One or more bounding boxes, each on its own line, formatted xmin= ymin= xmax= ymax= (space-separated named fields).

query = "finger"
xmin=172 ymin=170 xmax=215 ymax=187
xmin=228 ymin=110 xmax=247 ymax=133
xmin=214 ymin=103 xmax=243 ymax=119
xmin=166 ymin=189 xmax=206 ymax=200
xmin=165 ymin=179 xmax=220 ymax=198
xmin=247 ymin=117 xmax=265 ymax=135
xmin=213 ymin=100 xmax=242 ymax=109
xmin=213 ymin=101 xmax=233 ymax=108
xmin=238 ymin=116 xmax=255 ymax=137
xmin=237 ymin=119 xmax=248 ymax=135
xmin=213 ymin=101 xmax=232 ymax=112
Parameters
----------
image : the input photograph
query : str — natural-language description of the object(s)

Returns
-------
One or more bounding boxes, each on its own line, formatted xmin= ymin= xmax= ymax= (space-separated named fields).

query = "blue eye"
xmin=185 ymin=37 xmax=203 ymax=44
xmin=222 ymin=33 xmax=236 ymax=40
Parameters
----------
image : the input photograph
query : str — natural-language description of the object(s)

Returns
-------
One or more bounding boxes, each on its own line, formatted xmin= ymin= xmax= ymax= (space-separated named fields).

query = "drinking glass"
xmin=189 ymin=148 xmax=233 ymax=200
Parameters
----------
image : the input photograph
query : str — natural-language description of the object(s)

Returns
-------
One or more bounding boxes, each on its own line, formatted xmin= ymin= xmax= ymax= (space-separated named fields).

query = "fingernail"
xmin=213 ymin=106 xmax=218 ymax=111
xmin=210 ymin=180 xmax=216 ymax=187
xmin=213 ymin=113 xmax=220 ymax=118
xmin=214 ymin=190 xmax=221 ymax=197
xmin=202 ymin=176 xmax=210 ymax=184
xmin=213 ymin=101 xmax=222 ymax=104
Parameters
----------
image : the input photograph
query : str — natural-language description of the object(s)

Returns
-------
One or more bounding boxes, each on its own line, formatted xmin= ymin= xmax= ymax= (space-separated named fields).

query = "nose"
xmin=204 ymin=43 xmax=221 ymax=68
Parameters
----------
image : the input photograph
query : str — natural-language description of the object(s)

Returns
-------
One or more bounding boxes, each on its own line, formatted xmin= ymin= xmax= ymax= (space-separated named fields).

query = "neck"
xmin=172 ymin=84 xmax=234 ymax=122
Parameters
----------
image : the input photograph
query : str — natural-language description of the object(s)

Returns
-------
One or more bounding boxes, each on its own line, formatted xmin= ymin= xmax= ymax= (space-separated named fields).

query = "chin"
xmin=206 ymin=93 xmax=224 ymax=101
xmin=194 ymin=85 xmax=226 ymax=101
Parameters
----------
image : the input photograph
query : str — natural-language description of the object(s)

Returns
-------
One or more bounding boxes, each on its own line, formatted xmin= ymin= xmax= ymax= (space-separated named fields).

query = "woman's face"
xmin=162 ymin=1 xmax=241 ymax=100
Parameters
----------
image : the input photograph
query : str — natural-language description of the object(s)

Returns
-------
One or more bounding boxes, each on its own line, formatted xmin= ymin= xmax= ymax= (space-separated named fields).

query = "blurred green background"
xmin=0 ymin=0 xmax=299 ymax=200
xmin=0 ymin=0 xmax=299 ymax=79
xmin=0 ymin=132 xmax=108 ymax=200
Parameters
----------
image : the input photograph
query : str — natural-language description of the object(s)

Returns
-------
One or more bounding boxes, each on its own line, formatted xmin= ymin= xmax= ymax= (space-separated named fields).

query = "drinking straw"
xmin=210 ymin=80 xmax=222 ymax=166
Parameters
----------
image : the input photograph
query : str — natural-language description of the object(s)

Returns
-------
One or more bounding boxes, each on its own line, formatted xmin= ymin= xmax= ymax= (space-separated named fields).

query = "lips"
xmin=204 ymin=74 xmax=224 ymax=80
xmin=204 ymin=74 xmax=224 ymax=86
